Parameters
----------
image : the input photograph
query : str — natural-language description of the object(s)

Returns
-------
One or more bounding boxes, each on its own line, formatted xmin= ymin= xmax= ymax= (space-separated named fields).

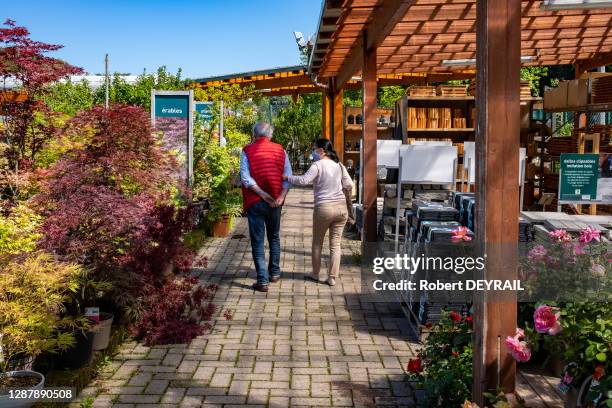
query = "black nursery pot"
xmin=55 ymin=330 xmax=94 ymax=370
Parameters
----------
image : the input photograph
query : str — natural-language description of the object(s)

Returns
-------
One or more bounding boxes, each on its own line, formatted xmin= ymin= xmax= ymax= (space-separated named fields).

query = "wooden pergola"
xmin=308 ymin=0 xmax=612 ymax=403
xmin=191 ymin=65 xmax=474 ymax=151
xmin=191 ymin=66 xmax=316 ymax=98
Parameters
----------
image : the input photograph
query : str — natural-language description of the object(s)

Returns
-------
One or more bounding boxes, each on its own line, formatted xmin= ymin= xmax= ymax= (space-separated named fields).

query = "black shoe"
xmin=270 ymin=275 xmax=281 ymax=283
xmin=253 ymin=283 xmax=269 ymax=292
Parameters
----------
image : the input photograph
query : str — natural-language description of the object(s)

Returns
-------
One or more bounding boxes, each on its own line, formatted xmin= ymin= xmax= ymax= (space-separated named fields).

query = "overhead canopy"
xmin=309 ymin=0 xmax=612 ymax=87
xmin=192 ymin=65 xmax=475 ymax=97
xmin=191 ymin=65 xmax=318 ymax=96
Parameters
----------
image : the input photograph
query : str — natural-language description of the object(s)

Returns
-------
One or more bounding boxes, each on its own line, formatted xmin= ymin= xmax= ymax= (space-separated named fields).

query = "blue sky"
xmin=4 ymin=0 xmax=321 ymax=79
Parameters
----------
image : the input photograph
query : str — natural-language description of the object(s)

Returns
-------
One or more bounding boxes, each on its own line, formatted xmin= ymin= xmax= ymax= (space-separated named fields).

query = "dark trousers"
xmin=246 ymin=200 xmax=282 ymax=285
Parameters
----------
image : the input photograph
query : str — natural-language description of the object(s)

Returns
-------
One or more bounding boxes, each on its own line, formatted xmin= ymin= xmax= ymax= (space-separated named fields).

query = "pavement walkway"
xmin=78 ymin=187 xmax=418 ymax=408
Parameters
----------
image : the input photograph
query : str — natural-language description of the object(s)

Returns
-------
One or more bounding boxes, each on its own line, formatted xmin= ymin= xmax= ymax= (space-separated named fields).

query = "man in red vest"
xmin=240 ymin=122 xmax=292 ymax=292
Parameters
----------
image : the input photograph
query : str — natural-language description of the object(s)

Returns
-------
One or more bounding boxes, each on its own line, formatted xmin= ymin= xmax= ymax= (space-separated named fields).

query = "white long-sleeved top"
xmin=287 ymin=159 xmax=353 ymax=205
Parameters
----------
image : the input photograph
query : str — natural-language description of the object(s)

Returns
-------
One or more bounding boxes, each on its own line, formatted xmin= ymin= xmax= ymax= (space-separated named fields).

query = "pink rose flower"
xmin=505 ymin=335 xmax=520 ymax=351
xmin=549 ymin=229 xmax=571 ymax=242
xmin=512 ymin=344 xmax=532 ymax=362
xmin=573 ymin=243 xmax=586 ymax=255
xmin=579 ymin=226 xmax=601 ymax=243
xmin=534 ymin=305 xmax=562 ymax=335
xmin=505 ymin=333 xmax=531 ymax=363
xmin=451 ymin=226 xmax=472 ymax=242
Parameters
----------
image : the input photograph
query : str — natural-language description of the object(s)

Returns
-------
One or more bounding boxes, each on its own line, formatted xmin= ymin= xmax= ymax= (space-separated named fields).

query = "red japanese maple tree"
xmin=0 ymin=19 xmax=82 ymax=201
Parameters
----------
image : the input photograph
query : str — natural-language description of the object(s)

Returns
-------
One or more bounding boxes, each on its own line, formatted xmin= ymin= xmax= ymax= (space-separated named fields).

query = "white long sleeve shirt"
xmin=288 ymin=159 xmax=353 ymax=205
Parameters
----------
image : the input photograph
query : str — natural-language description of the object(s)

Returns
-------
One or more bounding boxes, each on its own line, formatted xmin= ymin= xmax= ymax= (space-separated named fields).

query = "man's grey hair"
xmin=252 ymin=122 xmax=273 ymax=139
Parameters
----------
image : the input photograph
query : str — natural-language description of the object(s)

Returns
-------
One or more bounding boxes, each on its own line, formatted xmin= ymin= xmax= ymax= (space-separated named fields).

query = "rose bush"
xmin=406 ymin=310 xmax=473 ymax=406
xmin=511 ymin=228 xmax=611 ymax=405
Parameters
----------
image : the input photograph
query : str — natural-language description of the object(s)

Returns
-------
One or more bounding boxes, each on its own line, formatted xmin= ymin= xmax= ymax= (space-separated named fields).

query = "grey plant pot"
xmin=91 ymin=313 xmax=114 ymax=351
xmin=0 ymin=370 xmax=45 ymax=408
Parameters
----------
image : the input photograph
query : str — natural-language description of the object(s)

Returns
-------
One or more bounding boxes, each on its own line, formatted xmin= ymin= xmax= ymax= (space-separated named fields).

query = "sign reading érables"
xmin=559 ymin=153 xmax=599 ymax=202
xmin=155 ymin=95 xmax=189 ymax=118
xmin=151 ymin=90 xmax=193 ymax=186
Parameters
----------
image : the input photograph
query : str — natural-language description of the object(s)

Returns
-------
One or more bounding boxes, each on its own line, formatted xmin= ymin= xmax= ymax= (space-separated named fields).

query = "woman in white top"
xmin=284 ymin=139 xmax=353 ymax=286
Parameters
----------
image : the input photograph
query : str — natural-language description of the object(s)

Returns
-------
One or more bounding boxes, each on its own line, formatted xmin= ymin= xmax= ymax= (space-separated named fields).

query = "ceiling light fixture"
xmin=441 ymin=55 xmax=537 ymax=66
xmin=541 ymin=0 xmax=612 ymax=10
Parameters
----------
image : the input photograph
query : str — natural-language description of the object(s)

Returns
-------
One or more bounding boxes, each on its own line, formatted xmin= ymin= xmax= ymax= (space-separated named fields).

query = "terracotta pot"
xmin=211 ymin=216 xmax=232 ymax=237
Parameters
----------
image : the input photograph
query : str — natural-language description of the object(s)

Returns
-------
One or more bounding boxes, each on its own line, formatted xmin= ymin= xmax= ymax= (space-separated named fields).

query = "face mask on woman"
xmin=312 ymin=150 xmax=322 ymax=161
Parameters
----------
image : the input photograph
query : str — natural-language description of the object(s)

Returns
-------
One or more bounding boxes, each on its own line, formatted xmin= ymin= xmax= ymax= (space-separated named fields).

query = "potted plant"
xmin=208 ymin=199 xmax=242 ymax=237
xmin=53 ymin=270 xmax=111 ymax=366
xmin=203 ymin=138 xmax=243 ymax=237
xmin=71 ymin=270 xmax=114 ymax=351
xmin=0 ymin=252 xmax=82 ymax=407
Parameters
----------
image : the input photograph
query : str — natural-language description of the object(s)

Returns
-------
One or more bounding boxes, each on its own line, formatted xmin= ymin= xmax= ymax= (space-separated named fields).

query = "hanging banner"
xmin=151 ymin=90 xmax=194 ymax=186
xmin=558 ymin=153 xmax=601 ymax=203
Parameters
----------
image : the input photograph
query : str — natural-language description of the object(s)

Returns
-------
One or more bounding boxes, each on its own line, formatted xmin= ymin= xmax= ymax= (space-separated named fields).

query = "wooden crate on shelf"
xmin=468 ymin=80 xmax=531 ymax=99
xmin=408 ymin=85 xmax=436 ymax=97
xmin=468 ymin=81 xmax=476 ymax=96
xmin=592 ymin=75 xmax=612 ymax=104
xmin=427 ymin=108 xmax=439 ymax=128
xmin=546 ymin=136 xmax=577 ymax=156
xmin=406 ymin=138 xmax=453 ymax=144
xmin=520 ymin=81 xmax=532 ymax=99
xmin=441 ymin=108 xmax=452 ymax=128
xmin=437 ymin=85 xmax=467 ymax=97
xmin=454 ymin=143 xmax=464 ymax=155
xmin=408 ymin=107 xmax=429 ymax=128
xmin=547 ymin=126 xmax=612 ymax=156
xmin=452 ymin=109 xmax=466 ymax=128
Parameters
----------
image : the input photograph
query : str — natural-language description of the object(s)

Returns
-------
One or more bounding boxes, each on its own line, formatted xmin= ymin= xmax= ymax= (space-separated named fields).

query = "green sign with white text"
xmin=154 ymin=95 xmax=189 ymax=118
xmin=194 ymin=101 xmax=214 ymax=121
xmin=559 ymin=153 xmax=599 ymax=202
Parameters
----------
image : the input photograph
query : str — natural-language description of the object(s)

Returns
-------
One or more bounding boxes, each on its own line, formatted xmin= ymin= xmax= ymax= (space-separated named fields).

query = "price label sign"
xmin=559 ymin=153 xmax=599 ymax=202
xmin=85 ymin=307 xmax=100 ymax=323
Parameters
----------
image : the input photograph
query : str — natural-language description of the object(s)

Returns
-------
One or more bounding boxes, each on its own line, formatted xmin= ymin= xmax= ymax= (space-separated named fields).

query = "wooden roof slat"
xmin=310 ymin=0 xmax=612 ymax=79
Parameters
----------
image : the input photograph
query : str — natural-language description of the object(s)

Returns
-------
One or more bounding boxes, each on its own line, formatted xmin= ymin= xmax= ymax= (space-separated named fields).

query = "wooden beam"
xmin=247 ymin=75 xmax=313 ymax=90
xmin=473 ymin=0 xmax=521 ymax=403
xmin=336 ymin=0 xmax=413 ymax=88
xmin=576 ymin=51 xmax=612 ymax=71
xmin=263 ymin=87 xmax=319 ymax=97
xmin=362 ymin=30 xmax=378 ymax=245
xmin=322 ymin=92 xmax=332 ymax=140
xmin=332 ymin=89 xmax=345 ymax=162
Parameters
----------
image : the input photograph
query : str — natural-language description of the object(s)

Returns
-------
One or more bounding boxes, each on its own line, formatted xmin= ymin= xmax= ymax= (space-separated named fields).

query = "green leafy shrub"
xmin=0 ymin=252 xmax=84 ymax=371
xmin=204 ymin=139 xmax=243 ymax=222
xmin=0 ymin=204 xmax=41 ymax=256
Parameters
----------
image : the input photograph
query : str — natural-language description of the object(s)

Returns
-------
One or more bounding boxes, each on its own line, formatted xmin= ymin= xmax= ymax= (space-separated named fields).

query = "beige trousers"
xmin=312 ymin=201 xmax=348 ymax=279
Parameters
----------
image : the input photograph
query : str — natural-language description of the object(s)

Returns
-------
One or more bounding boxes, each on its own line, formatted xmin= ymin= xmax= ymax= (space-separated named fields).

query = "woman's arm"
xmin=286 ymin=162 xmax=319 ymax=185
xmin=340 ymin=163 xmax=354 ymax=189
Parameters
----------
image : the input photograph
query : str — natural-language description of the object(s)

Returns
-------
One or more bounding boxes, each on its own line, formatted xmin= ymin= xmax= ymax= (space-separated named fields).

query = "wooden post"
xmin=322 ymin=92 xmax=332 ymax=139
xmin=333 ymin=89 xmax=344 ymax=162
xmin=578 ymin=133 xmax=600 ymax=215
xmin=574 ymin=63 xmax=588 ymax=214
xmin=473 ymin=0 xmax=521 ymax=403
xmin=362 ymin=30 xmax=378 ymax=245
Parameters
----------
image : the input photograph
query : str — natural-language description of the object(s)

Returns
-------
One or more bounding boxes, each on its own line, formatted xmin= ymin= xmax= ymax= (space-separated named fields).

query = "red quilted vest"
xmin=242 ymin=138 xmax=286 ymax=211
